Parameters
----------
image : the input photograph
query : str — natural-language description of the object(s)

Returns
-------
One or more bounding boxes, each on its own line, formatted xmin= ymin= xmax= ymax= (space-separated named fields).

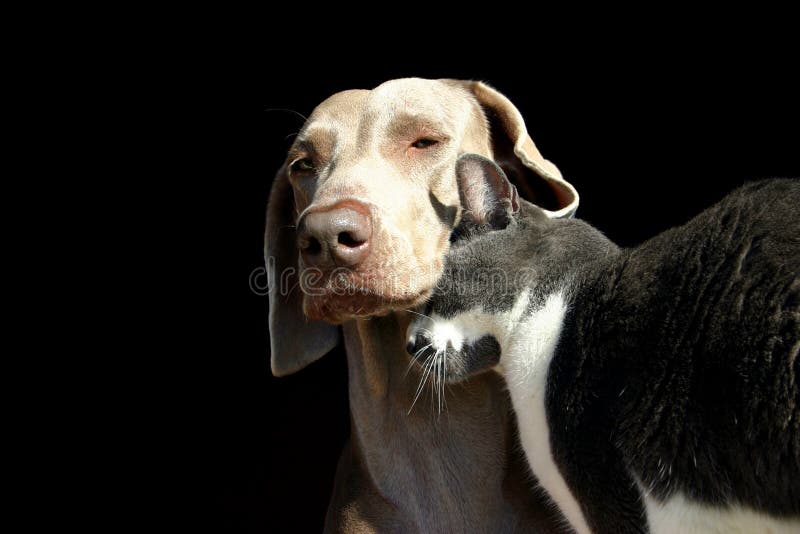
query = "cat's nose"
xmin=406 ymin=333 xmax=429 ymax=356
xmin=406 ymin=337 xmax=418 ymax=355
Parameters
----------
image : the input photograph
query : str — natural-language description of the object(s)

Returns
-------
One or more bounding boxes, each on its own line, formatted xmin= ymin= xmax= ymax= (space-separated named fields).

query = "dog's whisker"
xmin=264 ymin=107 xmax=310 ymax=122
xmin=283 ymin=279 xmax=303 ymax=302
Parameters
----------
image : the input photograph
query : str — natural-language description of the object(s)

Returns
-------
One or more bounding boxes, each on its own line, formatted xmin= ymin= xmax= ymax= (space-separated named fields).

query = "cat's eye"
xmin=291 ymin=158 xmax=315 ymax=172
xmin=411 ymin=138 xmax=439 ymax=149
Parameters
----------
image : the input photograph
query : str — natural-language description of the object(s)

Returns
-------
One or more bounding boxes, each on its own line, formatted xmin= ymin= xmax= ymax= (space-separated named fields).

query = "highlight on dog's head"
xmin=266 ymin=78 xmax=577 ymax=376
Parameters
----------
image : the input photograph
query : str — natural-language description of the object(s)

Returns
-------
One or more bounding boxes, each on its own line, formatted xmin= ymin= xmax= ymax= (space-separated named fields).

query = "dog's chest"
xmin=499 ymin=291 xmax=593 ymax=534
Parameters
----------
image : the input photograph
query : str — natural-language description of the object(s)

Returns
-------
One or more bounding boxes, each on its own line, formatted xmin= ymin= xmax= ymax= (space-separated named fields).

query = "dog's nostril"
xmin=297 ymin=202 xmax=372 ymax=268
xmin=302 ymin=236 xmax=322 ymax=255
xmin=337 ymin=231 xmax=365 ymax=248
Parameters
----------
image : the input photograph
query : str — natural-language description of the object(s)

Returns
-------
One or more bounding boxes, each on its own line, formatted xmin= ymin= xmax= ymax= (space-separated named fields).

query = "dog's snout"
xmin=297 ymin=201 xmax=373 ymax=268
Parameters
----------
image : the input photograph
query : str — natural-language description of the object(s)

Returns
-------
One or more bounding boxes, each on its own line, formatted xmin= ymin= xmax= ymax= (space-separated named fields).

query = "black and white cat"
xmin=406 ymin=154 xmax=799 ymax=533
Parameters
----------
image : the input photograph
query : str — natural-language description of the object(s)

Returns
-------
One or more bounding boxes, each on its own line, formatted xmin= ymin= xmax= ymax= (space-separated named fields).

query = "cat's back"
xmin=629 ymin=178 xmax=799 ymax=282
xmin=613 ymin=179 xmax=799 ymax=360
xmin=541 ymin=180 xmax=799 ymax=531
xmin=693 ymin=178 xmax=800 ymax=269
xmin=609 ymin=178 xmax=800 ymax=516
xmin=626 ymin=178 xmax=799 ymax=366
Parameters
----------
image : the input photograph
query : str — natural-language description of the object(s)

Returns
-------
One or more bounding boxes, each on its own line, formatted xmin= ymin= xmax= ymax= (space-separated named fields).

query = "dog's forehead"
xmin=368 ymin=78 xmax=470 ymax=118
xmin=303 ymin=79 xmax=472 ymax=136
xmin=305 ymin=89 xmax=370 ymax=131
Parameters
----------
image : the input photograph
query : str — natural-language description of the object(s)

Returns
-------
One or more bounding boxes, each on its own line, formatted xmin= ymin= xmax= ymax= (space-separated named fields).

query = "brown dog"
xmin=266 ymin=78 xmax=578 ymax=532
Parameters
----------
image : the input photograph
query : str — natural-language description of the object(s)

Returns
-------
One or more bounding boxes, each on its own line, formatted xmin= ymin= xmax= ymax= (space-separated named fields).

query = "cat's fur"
xmin=406 ymin=154 xmax=800 ymax=533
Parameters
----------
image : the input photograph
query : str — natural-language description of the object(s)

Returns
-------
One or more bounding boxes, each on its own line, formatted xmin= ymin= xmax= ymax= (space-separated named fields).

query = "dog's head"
xmin=266 ymin=78 xmax=578 ymax=375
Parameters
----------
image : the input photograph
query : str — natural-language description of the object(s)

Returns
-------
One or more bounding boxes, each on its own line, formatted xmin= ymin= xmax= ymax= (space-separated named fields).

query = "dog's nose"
xmin=297 ymin=201 xmax=373 ymax=268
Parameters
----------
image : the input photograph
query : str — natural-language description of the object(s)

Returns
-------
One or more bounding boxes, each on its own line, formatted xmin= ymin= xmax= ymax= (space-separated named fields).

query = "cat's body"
xmin=407 ymin=157 xmax=799 ymax=533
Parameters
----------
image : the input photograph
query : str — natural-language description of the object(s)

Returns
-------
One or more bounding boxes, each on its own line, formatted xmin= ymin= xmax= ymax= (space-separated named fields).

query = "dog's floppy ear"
xmin=265 ymin=164 xmax=340 ymax=377
xmin=458 ymin=80 xmax=579 ymax=219
xmin=455 ymin=154 xmax=518 ymax=230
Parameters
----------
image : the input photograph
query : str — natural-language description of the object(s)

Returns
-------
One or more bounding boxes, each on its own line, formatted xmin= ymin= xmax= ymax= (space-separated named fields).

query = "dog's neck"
xmin=339 ymin=314 xmax=557 ymax=531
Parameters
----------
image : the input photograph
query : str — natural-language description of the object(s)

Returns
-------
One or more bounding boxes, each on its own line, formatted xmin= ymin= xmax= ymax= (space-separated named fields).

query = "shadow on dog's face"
xmin=405 ymin=154 xmax=543 ymax=384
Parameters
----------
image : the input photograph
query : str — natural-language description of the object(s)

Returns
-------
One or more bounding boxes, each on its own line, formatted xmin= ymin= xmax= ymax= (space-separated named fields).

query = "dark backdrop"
xmin=204 ymin=50 xmax=798 ymax=532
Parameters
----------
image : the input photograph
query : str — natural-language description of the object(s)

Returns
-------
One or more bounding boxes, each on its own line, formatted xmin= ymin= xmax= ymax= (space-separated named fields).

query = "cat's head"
xmin=405 ymin=154 xmax=552 ymax=383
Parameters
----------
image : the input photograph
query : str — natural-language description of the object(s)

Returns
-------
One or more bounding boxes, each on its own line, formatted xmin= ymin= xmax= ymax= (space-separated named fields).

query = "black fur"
xmin=411 ymin=176 xmax=800 ymax=532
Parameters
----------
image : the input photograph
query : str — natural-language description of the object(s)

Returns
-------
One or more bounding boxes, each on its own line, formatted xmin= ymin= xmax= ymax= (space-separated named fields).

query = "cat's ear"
xmin=455 ymin=153 xmax=519 ymax=230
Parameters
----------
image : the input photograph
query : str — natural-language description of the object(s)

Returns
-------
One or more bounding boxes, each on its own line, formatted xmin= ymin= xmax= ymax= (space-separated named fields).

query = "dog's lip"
xmin=305 ymin=287 xmax=432 ymax=321
xmin=308 ymin=290 xmax=429 ymax=310
xmin=299 ymin=267 xmax=435 ymax=301
xmin=310 ymin=285 xmax=425 ymax=300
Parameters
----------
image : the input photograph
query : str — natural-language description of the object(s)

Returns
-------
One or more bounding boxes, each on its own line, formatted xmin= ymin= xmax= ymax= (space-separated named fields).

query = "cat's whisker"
xmin=408 ymin=360 xmax=431 ymax=414
xmin=426 ymin=348 xmax=445 ymax=416
xmin=409 ymin=353 xmax=437 ymax=414
xmin=429 ymin=355 xmax=436 ymax=416
xmin=440 ymin=351 xmax=446 ymax=415
xmin=427 ymin=353 xmax=436 ymax=416
xmin=404 ymin=308 xmax=435 ymax=321
xmin=440 ymin=353 xmax=446 ymax=414
xmin=435 ymin=351 xmax=443 ymax=415
xmin=442 ymin=348 xmax=449 ymax=413
xmin=404 ymin=342 xmax=434 ymax=377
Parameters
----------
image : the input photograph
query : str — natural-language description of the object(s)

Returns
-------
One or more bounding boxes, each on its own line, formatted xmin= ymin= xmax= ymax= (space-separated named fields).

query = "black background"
xmin=200 ymin=44 xmax=799 ymax=532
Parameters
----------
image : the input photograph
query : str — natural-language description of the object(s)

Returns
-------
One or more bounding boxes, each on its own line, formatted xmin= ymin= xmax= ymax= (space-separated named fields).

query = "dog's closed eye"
xmin=411 ymin=138 xmax=439 ymax=149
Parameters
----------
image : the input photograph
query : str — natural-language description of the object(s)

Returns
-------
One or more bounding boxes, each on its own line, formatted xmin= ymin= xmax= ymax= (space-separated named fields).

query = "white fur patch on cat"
xmin=643 ymin=491 xmax=800 ymax=533
xmin=502 ymin=291 xmax=593 ymax=534
xmin=420 ymin=288 xmax=532 ymax=354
